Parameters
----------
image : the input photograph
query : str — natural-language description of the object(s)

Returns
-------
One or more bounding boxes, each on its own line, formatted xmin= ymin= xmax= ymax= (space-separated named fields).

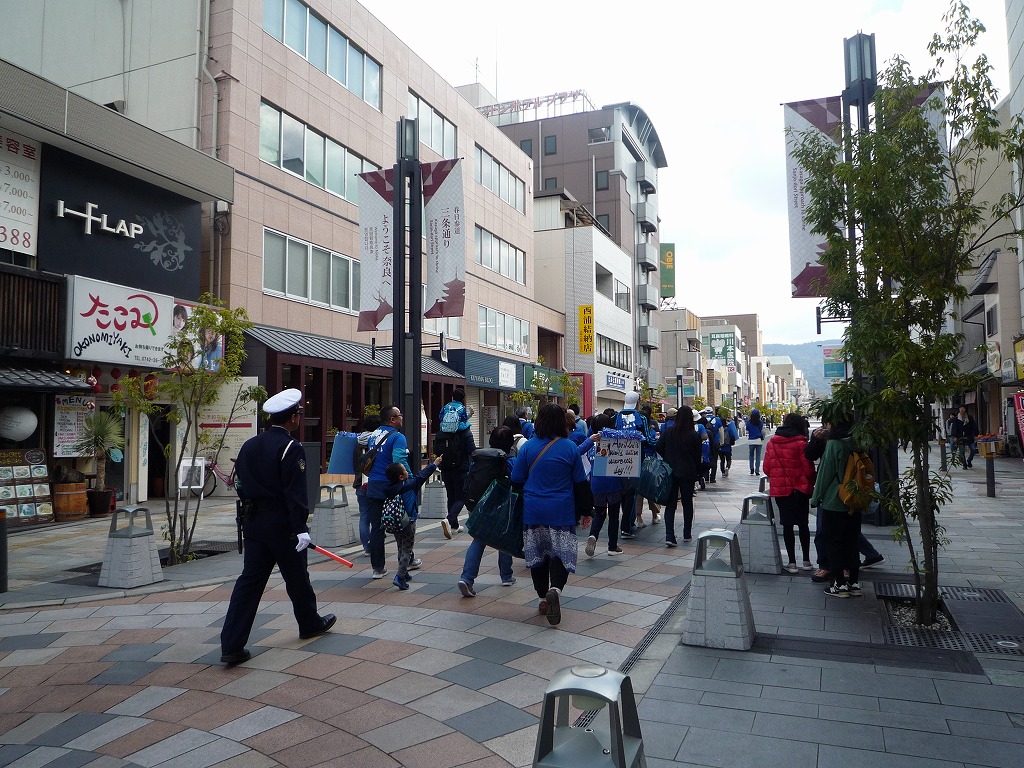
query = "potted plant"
xmin=73 ymin=411 xmax=126 ymax=517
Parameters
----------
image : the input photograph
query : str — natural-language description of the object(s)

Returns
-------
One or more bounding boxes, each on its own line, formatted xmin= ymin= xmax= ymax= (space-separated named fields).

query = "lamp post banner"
xmin=783 ymin=96 xmax=842 ymax=298
xmin=422 ymin=159 xmax=466 ymax=319
xmin=1014 ymin=394 xmax=1024 ymax=457
xmin=357 ymin=169 xmax=396 ymax=331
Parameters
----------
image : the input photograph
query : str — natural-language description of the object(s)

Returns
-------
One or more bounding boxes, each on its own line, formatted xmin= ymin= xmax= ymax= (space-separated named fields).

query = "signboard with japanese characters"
xmin=66 ymin=275 xmax=174 ymax=366
xmin=422 ymin=159 xmax=466 ymax=320
xmin=593 ymin=435 xmax=641 ymax=478
xmin=709 ymin=331 xmax=736 ymax=365
xmin=0 ymin=129 xmax=41 ymax=256
xmin=578 ymin=304 xmax=594 ymax=354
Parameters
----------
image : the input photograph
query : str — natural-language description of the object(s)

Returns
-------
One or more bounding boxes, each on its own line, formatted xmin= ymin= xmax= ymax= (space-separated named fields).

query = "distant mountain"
xmin=763 ymin=339 xmax=843 ymax=398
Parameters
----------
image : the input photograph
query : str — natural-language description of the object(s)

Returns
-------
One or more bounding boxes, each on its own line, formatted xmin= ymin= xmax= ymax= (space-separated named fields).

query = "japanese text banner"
xmin=422 ymin=159 xmax=465 ymax=319
xmin=357 ymin=169 xmax=396 ymax=331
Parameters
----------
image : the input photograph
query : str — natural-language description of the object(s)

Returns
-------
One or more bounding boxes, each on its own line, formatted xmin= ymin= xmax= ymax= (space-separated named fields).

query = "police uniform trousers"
xmin=221 ymin=506 xmax=321 ymax=653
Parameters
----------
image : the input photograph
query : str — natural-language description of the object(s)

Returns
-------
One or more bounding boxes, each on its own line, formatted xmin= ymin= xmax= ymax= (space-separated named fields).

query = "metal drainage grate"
xmin=573 ymin=580 xmax=693 ymax=730
xmin=885 ymin=627 xmax=1024 ymax=655
xmin=874 ymin=582 xmax=1009 ymax=603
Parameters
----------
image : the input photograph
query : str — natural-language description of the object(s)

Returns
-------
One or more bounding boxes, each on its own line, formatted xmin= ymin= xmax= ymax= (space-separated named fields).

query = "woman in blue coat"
xmin=511 ymin=403 xmax=590 ymax=626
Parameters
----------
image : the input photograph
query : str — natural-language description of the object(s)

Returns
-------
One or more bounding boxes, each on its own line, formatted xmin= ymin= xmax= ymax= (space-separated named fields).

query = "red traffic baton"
xmin=309 ymin=543 xmax=354 ymax=568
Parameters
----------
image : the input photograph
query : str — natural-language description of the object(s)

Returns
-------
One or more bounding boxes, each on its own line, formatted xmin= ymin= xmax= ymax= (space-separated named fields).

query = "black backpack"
xmin=463 ymin=449 xmax=509 ymax=511
xmin=433 ymin=431 xmax=465 ymax=472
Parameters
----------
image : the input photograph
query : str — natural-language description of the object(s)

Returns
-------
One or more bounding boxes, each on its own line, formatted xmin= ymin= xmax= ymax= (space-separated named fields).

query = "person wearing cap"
xmin=664 ymin=407 xmax=678 ymax=430
xmin=365 ymin=404 xmax=413 ymax=578
xmin=220 ymin=389 xmax=336 ymax=666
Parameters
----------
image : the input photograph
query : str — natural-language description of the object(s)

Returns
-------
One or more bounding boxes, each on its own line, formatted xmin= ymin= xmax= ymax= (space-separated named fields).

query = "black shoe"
xmin=824 ymin=581 xmax=850 ymax=598
xmin=299 ymin=614 xmax=337 ymax=640
xmin=620 ymin=531 xmax=636 ymax=539
xmin=220 ymin=649 xmax=251 ymax=666
xmin=811 ymin=569 xmax=830 ymax=583
xmin=861 ymin=554 xmax=884 ymax=568
xmin=545 ymin=587 xmax=561 ymax=625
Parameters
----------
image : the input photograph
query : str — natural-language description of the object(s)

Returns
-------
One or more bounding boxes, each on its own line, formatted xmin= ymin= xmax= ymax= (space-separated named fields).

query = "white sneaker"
xmin=784 ymin=563 xmax=799 ymax=574
xmin=371 ymin=568 xmax=388 ymax=579
xmin=408 ymin=558 xmax=422 ymax=570
xmin=585 ymin=535 xmax=597 ymax=557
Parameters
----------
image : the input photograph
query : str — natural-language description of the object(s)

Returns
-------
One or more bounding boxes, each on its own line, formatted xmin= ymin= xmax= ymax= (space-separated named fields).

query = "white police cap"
xmin=263 ymin=388 xmax=303 ymax=414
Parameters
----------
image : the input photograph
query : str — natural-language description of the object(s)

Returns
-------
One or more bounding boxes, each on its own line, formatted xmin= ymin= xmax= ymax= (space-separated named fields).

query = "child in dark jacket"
xmin=384 ymin=458 xmax=440 ymax=590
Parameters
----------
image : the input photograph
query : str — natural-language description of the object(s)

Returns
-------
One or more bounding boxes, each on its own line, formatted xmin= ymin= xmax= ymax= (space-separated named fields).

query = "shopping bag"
xmin=466 ymin=478 xmax=525 ymax=558
xmin=636 ymin=455 xmax=672 ymax=506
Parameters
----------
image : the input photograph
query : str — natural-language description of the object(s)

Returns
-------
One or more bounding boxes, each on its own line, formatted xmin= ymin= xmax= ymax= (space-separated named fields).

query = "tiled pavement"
xmin=2 ymin=445 xmax=1024 ymax=767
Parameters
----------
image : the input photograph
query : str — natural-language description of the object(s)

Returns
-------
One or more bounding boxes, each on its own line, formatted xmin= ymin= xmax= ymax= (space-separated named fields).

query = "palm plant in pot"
xmin=73 ymin=411 xmax=126 ymax=517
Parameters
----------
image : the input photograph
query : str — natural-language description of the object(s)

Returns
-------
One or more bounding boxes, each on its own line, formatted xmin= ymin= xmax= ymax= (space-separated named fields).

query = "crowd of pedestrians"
xmin=227 ymin=382 xmax=930 ymax=665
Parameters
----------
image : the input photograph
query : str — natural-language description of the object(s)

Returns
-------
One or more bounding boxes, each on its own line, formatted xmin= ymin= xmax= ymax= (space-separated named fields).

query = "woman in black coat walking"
xmin=655 ymin=405 xmax=703 ymax=546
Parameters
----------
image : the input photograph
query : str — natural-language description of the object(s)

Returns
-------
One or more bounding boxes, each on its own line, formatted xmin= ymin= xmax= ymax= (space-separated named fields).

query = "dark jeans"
xmin=822 ymin=507 xmax=861 ymax=585
xmin=589 ymin=499 xmax=621 ymax=549
xmin=366 ymin=495 xmax=387 ymax=572
xmin=620 ymin=480 xmax=637 ymax=534
xmin=441 ymin=467 xmax=469 ymax=526
xmin=708 ymin=443 xmax=720 ymax=481
xmin=665 ymin=477 xmax=695 ymax=541
xmin=356 ymin=486 xmax=370 ymax=552
xmin=531 ymin=556 xmax=569 ymax=598
xmin=719 ymin=450 xmax=732 ymax=474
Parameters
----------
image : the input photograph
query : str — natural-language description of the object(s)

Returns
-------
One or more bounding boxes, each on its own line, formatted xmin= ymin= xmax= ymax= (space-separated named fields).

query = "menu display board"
xmin=53 ymin=394 xmax=92 ymax=458
xmin=0 ymin=448 xmax=52 ymax=525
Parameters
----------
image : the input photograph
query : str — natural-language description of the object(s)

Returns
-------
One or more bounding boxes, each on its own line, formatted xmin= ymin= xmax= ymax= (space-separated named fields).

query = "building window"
xmin=614 ymin=280 xmax=631 ymax=312
xmin=588 ymin=126 xmax=611 ymax=143
xmin=520 ymin=138 xmax=533 ymax=157
xmin=408 ymin=91 xmax=457 ymax=157
xmin=986 ymin=305 xmax=998 ymax=337
xmin=597 ymin=213 xmax=610 ymax=232
xmin=544 ymin=135 xmax=557 ymax=155
xmin=263 ymin=0 xmax=381 ymax=109
xmin=543 ymin=177 xmax=557 ymax=191
xmin=474 ymin=145 xmax=526 ymax=214
xmin=596 ymin=170 xmax=609 ymax=191
xmin=263 ymin=228 xmax=360 ymax=311
xmin=474 ymin=226 xmax=526 ymax=285
xmin=597 ymin=334 xmax=631 ymax=370
xmin=259 ymin=101 xmax=379 ymax=201
xmin=0 ymin=247 xmax=33 ymax=269
xmin=478 ymin=305 xmax=529 ymax=356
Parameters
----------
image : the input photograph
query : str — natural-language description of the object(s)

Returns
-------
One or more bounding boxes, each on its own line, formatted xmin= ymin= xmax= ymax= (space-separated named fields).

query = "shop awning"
xmin=0 ymin=365 xmax=93 ymax=391
xmin=246 ymin=325 xmax=464 ymax=379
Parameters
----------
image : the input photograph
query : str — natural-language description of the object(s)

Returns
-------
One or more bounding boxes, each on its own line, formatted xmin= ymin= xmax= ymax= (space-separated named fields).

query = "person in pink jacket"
xmin=763 ymin=413 xmax=817 ymax=573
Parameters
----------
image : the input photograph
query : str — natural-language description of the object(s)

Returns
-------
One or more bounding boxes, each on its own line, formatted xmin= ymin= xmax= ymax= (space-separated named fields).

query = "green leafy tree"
xmin=793 ymin=3 xmax=1023 ymax=623
xmin=114 ymin=295 xmax=265 ymax=565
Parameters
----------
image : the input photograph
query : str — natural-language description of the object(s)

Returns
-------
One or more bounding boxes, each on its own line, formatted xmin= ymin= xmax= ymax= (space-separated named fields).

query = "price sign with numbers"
xmin=0 ymin=129 xmax=41 ymax=256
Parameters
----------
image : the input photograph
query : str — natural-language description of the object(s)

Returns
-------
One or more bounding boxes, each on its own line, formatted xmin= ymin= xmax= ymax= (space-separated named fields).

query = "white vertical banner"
xmin=357 ymin=169 xmax=396 ymax=331
xmin=422 ymin=159 xmax=466 ymax=319
xmin=783 ymin=96 xmax=842 ymax=297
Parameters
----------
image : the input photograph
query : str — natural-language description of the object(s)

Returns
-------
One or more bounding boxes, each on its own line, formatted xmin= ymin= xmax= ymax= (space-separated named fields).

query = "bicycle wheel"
xmin=191 ymin=467 xmax=218 ymax=498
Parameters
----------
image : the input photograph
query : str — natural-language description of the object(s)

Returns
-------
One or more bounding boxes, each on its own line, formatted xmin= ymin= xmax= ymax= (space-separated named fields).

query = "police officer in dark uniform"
xmin=220 ymin=388 xmax=336 ymax=665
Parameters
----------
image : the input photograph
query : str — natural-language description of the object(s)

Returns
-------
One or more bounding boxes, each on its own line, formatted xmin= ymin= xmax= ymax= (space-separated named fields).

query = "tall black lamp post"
xmin=392 ymin=118 xmax=424 ymax=468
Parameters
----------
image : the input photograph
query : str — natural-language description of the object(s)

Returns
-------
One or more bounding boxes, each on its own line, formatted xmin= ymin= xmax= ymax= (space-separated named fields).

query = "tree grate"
xmin=884 ymin=626 xmax=1024 ymax=655
xmin=873 ymin=581 xmax=1009 ymax=603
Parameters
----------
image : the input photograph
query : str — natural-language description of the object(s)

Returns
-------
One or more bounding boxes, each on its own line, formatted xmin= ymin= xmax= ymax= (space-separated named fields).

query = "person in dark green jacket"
xmin=809 ymin=420 xmax=862 ymax=598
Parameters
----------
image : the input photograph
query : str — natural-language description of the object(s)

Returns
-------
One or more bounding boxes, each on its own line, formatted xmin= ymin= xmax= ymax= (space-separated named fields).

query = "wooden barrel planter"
xmin=53 ymin=482 xmax=88 ymax=522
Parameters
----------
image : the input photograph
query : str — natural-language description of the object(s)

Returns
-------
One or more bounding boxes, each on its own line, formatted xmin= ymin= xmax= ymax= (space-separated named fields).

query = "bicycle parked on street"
xmin=189 ymin=453 xmax=238 ymax=498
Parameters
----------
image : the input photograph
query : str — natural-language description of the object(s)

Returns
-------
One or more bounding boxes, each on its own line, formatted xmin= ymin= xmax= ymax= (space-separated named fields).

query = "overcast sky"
xmin=360 ymin=0 xmax=1010 ymax=344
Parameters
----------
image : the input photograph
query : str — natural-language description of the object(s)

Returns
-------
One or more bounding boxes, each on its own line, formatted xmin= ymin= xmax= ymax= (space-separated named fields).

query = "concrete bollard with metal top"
xmin=739 ymin=493 xmax=783 ymax=574
xmin=681 ymin=529 xmax=755 ymax=650
xmin=419 ymin=470 xmax=448 ymax=519
xmin=98 ymin=506 xmax=164 ymax=589
xmin=310 ymin=483 xmax=353 ymax=548
xmin=757 ymin=475 xmax=776 ymax=519
xmin=533 ymin=664 xmax=643 ymax=768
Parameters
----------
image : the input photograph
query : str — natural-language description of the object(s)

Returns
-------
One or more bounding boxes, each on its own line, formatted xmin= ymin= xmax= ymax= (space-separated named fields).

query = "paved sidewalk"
xmin=2 ymin=448 xmax=1023 ymax=767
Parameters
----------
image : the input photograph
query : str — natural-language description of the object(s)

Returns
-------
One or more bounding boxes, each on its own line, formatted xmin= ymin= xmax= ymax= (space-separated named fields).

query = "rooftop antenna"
xmin=474 ymin=57 xmax=479 ymax=84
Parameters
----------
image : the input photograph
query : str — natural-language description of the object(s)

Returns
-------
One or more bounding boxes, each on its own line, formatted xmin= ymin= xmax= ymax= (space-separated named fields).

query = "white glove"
xmin=295 ymin=532 xmax=312 ymax=552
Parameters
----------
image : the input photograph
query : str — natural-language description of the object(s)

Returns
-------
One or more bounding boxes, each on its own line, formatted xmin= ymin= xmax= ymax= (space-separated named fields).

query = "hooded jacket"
xmin=763 ymin=428 xmax=815 ymax=497
xmin=810 ymin=435 xmax=855 ymax=512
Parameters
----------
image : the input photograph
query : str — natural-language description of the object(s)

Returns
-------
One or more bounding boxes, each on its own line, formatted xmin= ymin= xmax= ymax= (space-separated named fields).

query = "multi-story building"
xmin=484 ymin=93 xmax=668 ymax=392
xmin=659 ymin=307 xmax=704 ymax=407
xmin=1 ymin=0 xmax=568 ymax=497
xmin=701 ymin=320 xmax=747 ymax=409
